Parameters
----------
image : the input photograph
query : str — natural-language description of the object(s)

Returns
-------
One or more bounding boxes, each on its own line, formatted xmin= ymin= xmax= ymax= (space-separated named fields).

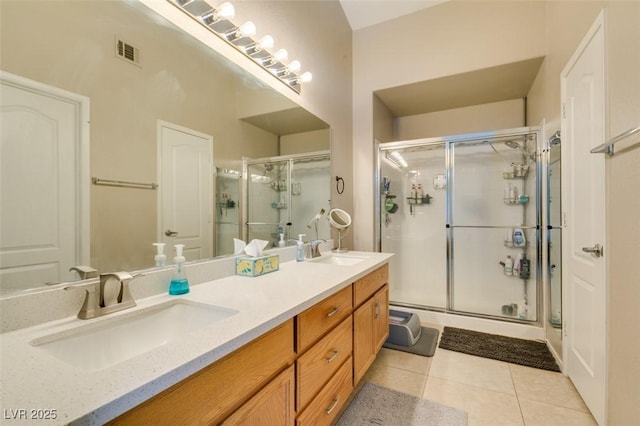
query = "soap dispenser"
xmin=169 ymin=244 xmax=189 ymax=295
xmin=296 ymin=234 xmax=306 ymax=262
xmin=153 ymin=243 xmax=167 ymax=267
xmin=278 ymin=233 xmax=286 ymax=247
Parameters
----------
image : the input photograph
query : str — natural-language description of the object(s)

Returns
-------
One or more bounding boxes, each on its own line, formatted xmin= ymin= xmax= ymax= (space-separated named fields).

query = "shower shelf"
xmin=504 ymin=241 xmax=529 ymax=248
xmin=407 ymin=195 xmax=432 ymax=205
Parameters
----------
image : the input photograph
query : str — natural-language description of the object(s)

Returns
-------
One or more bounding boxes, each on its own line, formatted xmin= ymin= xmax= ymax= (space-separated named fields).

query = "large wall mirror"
xmin=0 ymin=0 xmax=329 ymax=295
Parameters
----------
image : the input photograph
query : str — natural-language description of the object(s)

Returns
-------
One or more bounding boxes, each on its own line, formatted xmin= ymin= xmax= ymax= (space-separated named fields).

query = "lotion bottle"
xmin=169 ymin=244 xmax=189 ymax=295
xmin=296 ymin=234 xmax=306 ymax=262
xmin=153 ymin=243 xmax=167 ymax=267
xmin=504 ymin=255 xmax=513 ymax=276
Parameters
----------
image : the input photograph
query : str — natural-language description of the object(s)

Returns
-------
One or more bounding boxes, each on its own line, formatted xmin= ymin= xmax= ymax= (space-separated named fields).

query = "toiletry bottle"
xmin=169 ymin=244 xmax=189 ymax=295
xmin=278 ymin=233 xmax=286 ymax=247
xmin=411 ymin=184 xmax=417 ymax=199
xmin=513 ymin=253 xmax=522 ymax=277
xmin=153 ymin=242 xmax=166 ymax=267
xmin=296 ymin=234 xmax=306 ymax=262
xmin=417 ymin=184 xmax=424 ymax=203
xmin=520 ymin=254 xmax=530 ymax=279
xmin=504 ymin=255 xmax=513 ymax=276
xmin=513 ymin=227 xmax=526 ymax=247
xmin=518 ymin=300 xmax=528 ymax=320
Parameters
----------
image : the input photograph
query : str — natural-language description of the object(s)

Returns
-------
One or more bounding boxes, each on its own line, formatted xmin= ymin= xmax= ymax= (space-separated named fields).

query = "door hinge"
xmin=563 ymin=320 xmax=567 ymax=337
xmin=562 ymin=103 xmax=566 ymax=119
xmin=562 ymin=212 xmax=567 ymax=226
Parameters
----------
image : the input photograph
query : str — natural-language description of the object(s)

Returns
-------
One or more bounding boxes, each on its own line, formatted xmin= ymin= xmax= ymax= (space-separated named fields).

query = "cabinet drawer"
xmin=297 ymin=316 xmax=352 ymax=411
xmin=109 ymin=319 xmax=294 ymax=426
xmin=296 ymin=355 xmax=353 ymax=426
xmin=296 ymin=286 xmax=352 ymax=353
xmin=353 ymin=264 xmax=388 ymax=308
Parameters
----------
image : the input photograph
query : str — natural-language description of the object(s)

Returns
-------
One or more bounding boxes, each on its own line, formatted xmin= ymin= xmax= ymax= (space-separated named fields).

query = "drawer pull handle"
xmin=325 ymin=397 xmax=340 ymax=415
xmin=326 ymin=307 xmax=340 ymax=318
xmin=375 ymin=301 xmax=380 ymax=319
xmin=326 ymin=350 xmax=340 ymax=363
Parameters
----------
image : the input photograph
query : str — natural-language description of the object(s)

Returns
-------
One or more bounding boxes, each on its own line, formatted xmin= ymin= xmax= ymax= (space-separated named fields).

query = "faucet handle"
xmin=99 ymin=272 xmax=136 ymax=308
xmin=69 ymin=265 xmax=99 ymax=279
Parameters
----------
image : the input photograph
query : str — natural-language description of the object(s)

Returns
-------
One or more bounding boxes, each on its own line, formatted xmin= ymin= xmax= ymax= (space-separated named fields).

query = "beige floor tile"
xmin=519 ymin=398 xmax=597 ymax=426
xmin=375 ymin=347 xmax=432 ymax=375
xmin=424 ymin=376 xmax=524 ymax=426
xmin=429 ymin=349 xmax=516 ymax=395
xmin=363 ymin=362 xmax=427 ymax=397
xmin=509 ymin=364 xmax=590 ymax=412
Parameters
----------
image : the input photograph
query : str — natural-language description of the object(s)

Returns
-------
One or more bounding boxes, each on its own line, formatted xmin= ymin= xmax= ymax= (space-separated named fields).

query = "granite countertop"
xmin=0 ymin=251 xmax=393 ymax=425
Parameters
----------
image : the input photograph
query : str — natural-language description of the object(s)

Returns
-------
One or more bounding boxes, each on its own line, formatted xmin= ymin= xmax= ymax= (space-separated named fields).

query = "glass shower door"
xmin=379 ymin=143 xmax=447 ymax=310
xmin=449 ymin=133 xmax=538 ymax=321
xmin=245 ymin=160 xmax=290 ymax=246
xmin=290 ymin=155 xmax=331 ymax=241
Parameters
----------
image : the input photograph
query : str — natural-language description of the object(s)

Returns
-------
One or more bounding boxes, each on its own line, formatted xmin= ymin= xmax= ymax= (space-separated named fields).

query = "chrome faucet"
xmin=310 ymin=240 xmax=326 ymax=258
xmin=65 ymin=271 xmax=138 ymax=319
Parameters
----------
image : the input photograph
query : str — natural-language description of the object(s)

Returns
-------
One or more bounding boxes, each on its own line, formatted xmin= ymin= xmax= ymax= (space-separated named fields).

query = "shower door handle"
xmin=165 ymin=229 xmax=178 ymax=237
xmin=582 ymin=244 xmax=603 ymax=258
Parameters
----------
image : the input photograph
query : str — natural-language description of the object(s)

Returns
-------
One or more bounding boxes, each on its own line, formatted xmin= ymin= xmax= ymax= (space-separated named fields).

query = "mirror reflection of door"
xmin=158 ymin=121 xmax=213 ymax=262
xmin=0 ymin=72 xmax=89 ymax=293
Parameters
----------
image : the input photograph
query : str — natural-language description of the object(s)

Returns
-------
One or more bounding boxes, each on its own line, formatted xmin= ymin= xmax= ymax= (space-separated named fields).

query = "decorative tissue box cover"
xmin=236 ymin=255 xmax=280 ymax=277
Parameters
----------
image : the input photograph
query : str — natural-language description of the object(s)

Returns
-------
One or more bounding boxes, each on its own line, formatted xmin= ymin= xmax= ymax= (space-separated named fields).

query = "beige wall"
xmin=353 ymin=1 xmax=547 ymax=250
xmin=280 ymin=129 xmax=331 ymax=156
xmin=394 ymin=99 xmax=525 ymax=141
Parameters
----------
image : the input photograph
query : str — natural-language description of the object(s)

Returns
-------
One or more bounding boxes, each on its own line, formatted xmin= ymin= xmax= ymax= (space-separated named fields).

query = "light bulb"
xmin=298 ymin=72 xmax=312 ymax=83
xmin=215 ymin=2 xmax=235 ymax=20
xmin=272 ymin=48 xmax=288 ymax=62
xmin=256 ymin=35 xmax=275 ymax=50
xmin=236 ymin=21 xmax=256 ymax=38
xmin=287 ymin=60 xmax=301 ymax=74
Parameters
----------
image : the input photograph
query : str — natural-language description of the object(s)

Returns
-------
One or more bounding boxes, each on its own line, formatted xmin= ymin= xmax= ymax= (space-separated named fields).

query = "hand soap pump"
xmin=169 ymin=244 xmax=189 ymax=295
xmin=278 ymin=233 xmax=286 ymax=247
xmin=153 ymin=243 xmax=167 ymax=267
xmin=296 ymin=234 xmax=306 ymax=262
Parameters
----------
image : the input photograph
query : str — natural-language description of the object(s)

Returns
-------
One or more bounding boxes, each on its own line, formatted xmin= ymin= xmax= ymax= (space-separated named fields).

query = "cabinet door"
xmin=222 ymin=365 xmax=295 ymax=426
xmin=353 ymin=296 xmax=375 ymax=384
xmin=373 ymin=284 xmax=389 ymax=353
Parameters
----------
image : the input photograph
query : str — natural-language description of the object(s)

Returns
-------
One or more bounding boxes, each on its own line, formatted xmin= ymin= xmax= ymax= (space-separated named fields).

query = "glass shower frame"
xmin=375 ymin=127 xmax=543 ymax=324
xmin=242 ymin=150 xmax=331 ymax=246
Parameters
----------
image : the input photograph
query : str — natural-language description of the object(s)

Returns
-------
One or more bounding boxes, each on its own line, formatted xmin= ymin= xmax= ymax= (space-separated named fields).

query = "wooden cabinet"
xmin=353 ymin=264 xmax=389 ymax=384
xmin=108 ymin=320 xmax=294 ymax=426
xmin=222 ymin=365 xmax=295 ymax=426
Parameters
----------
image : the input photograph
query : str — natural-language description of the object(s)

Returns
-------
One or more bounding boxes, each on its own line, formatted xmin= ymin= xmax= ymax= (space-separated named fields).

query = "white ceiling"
xmin=339 ymin=0 xmax=447 ymax=30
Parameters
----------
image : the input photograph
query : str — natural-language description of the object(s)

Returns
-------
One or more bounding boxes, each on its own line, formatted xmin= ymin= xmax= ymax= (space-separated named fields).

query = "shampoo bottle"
xmin=169 ymin=244 xmax=189 ymax=295
xmin=520 ymin=254 xmax=531 ymax=279
xmin=514 ymin=253 xmax=522 ymax=277
xmin=504 ymin=255 xmax=513 ymax=276
xmin=153 ymin=243 xmax=167 ymax=267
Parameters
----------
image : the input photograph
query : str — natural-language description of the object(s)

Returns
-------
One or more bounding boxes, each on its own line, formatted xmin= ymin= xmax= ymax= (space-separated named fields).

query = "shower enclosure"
xmin=376 ymin=127 xmax=541 ymax=323
xmin=243 ymin=151 xmax=331 ymax=247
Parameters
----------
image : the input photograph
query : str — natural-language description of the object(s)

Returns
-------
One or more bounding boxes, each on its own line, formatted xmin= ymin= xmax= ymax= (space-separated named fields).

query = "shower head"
xmin=505 ymin=141 xmax=521 ymax=149
xmin=264 ymin=164 xmax=274 ymax=172
xmin=548 ymin=131 xmax=561 ymax=146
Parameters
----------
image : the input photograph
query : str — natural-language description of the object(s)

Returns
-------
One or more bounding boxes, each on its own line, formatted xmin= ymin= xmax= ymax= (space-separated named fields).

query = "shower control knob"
xmin=582 ymin=244 xmax=603 ymax=258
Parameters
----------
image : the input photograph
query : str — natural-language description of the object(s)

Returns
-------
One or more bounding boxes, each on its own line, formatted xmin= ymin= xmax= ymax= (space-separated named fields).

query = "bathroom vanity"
xmin=0 ymin=250 xmax=391 ymax=425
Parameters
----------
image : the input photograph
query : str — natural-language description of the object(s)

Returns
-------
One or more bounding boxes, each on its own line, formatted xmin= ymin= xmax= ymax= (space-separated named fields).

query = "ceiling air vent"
xmin=115 ymin=38 xmax=141 ymax=67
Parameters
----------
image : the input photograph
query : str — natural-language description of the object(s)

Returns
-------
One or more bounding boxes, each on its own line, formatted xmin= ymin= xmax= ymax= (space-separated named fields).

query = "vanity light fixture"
xmin=169 ymin=0 xmax=312 ymax=93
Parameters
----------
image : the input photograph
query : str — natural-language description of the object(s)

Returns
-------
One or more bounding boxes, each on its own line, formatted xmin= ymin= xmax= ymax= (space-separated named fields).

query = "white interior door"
xmin=0 ymin=72 xmax=89 ymax=292
xmin=561 ymin=11 xmax=606 ymax=425
xmin=158 ymin=121 xmax=213 ymax=261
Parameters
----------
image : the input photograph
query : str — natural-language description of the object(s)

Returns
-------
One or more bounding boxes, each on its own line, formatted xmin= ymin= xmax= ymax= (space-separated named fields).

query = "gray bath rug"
xmin=438 ymin=326 xmax=560 ymax=372
xmin=383 ymin=327 xmax=440 ymax=357
xmin=336 ymin=382 xmax=467 ymax=426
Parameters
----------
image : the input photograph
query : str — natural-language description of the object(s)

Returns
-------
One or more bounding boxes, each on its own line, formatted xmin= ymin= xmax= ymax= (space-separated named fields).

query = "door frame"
xmin=0 ymin=70 xmax=91 ymax=271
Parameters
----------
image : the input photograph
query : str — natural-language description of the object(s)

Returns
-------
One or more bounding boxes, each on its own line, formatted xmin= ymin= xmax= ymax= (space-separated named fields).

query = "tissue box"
xmin=236 ymin=255 xmax=280 ymax=277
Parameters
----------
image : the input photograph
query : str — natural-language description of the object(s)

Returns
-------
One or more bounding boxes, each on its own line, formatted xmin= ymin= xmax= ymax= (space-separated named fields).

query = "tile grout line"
xmin=508 ymin=363 xmax=528 ymax=425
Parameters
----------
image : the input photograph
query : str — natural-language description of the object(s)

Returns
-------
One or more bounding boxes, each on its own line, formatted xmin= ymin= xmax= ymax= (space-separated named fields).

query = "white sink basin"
xmin=311 ymin=254 xmax=368 ymax=266
xmin=30 ymin=300 xmax=238 ymax=371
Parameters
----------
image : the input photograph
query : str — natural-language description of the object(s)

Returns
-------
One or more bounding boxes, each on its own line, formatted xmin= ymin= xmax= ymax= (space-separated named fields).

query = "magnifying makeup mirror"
xmin=328 ymin=208 xmax=352 ymax=253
